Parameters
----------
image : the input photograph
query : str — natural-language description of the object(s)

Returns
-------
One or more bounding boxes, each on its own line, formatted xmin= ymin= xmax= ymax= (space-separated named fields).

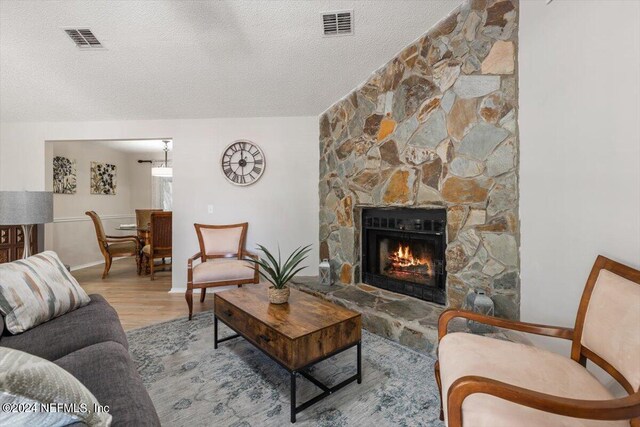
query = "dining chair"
xmin=86 ymin=211 xmax=141 ymax=278
xmin=135 ymin=209 xmax=162 ymax=243
xmin=435 ymin=255 xmax=640 ymax=427
xmin=186 ymin=222 xmax=259 ymax=320
xmin=141 ymin=211 xmax=172 ymax=280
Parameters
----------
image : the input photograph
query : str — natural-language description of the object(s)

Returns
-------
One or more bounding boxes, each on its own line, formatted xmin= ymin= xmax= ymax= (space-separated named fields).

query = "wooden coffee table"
xmin=213 ymin=284 xmax=362 ymax=423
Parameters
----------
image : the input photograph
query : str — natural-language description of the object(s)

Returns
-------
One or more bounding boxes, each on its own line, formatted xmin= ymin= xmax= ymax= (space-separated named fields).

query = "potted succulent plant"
xmin=246 ymin=244 xmax=311 ymax=304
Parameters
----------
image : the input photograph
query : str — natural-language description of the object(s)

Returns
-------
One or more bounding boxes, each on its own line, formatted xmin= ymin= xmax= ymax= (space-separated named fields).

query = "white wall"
xmin=519 ymin=0 xmax=640 ymax=364
xmin=52 ymin=140 xmax=138 ymax=218
xmin=47 ymin=140 xmax=155 ymax=268
xmin=129 ymin=156 xmax=155 ymax=209
xmin=0 ymin=117 xmax=320 ymax=289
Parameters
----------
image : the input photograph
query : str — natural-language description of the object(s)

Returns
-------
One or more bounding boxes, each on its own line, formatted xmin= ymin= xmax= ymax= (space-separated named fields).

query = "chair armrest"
xmin=438 ymin=309 xmax=574 ymax=342
xmin=243 ymin=250 xmax=259 ymax=260
xmin=241 ymin=251 xmax=260 ymax=283
xmin=187 ymin=252 xmax=202 ymax=267
xmin=447 ymin=375 xmax=640 ymax=427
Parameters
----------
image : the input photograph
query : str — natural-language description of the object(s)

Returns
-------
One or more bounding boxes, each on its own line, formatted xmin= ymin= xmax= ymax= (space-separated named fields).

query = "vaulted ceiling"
xmin=0 ymin=0 xmax=457 ymax=122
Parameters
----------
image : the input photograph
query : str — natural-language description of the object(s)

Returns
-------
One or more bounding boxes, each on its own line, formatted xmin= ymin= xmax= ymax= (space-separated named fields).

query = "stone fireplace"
xmin=319 ymin=0 xmax=521 ymax=319
xmin=362 ymin=207 xmax=446 ymax=304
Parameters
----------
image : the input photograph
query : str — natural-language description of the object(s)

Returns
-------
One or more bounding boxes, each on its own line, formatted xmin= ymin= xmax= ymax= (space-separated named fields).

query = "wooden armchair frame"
xmin=135 ymin=208 xmax=162 ymax=243
xmin=86 ymin=211 xmax=141 ymax=278
xmin=186 ymin=223 xmax=259 ymax=320
xmin=142 ymin=211 xmax=172 ymax=280
xmin=435 ymin=255 xmax=640 ymax=427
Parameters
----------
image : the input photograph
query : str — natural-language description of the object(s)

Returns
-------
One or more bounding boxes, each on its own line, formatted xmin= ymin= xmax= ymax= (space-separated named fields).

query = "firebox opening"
xmin=379 ymin=237 xmax=435 ymax=285
xmin=361 ymin=207 xmax=446 ymax=304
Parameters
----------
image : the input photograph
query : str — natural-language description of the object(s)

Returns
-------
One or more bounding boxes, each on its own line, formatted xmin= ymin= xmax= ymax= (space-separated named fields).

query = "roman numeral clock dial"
xmin=221 ymin=140 xmax=265 ymax=186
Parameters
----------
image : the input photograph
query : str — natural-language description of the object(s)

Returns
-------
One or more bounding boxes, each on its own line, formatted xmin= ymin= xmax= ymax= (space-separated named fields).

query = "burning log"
xmin=384 ymin=243 xmax=432 ymax=276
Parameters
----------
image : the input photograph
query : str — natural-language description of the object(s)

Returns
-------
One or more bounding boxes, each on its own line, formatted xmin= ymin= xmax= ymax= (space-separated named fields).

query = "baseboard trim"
xmin=71 ymin=260 xmax=105 ymax=271
xmin=71 ymin=257 xmax=128 ymax=271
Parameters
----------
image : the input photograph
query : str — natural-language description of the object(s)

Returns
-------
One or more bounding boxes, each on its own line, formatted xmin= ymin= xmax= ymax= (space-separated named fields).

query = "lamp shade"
xmin=0 ymin=191 xmax=53 ymax=225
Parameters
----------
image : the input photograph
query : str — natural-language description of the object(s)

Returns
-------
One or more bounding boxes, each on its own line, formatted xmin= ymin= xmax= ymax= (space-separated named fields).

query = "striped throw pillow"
xmin=0 ymin=347 xmax=112 ymax=426
xmin=0 ymin=251 xmax=90 ymax=334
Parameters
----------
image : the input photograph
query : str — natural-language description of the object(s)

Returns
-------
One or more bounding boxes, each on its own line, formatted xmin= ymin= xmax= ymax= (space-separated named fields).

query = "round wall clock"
xmin=221 ymin=140 xmax=265 ymax=186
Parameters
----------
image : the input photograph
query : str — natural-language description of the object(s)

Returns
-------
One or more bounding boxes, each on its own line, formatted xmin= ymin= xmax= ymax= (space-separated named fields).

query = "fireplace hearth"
xmin=361 ymin=208 xmax=446 ymax=304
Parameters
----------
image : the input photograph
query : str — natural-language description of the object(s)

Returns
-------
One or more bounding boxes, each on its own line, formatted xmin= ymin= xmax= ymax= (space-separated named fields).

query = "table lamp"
xmin=0 ymin=191 xmax=53 ymax=259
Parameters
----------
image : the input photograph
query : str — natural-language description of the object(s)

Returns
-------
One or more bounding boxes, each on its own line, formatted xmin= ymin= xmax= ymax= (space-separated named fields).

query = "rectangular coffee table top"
xmin=214 ymin=284 xmax=360 ymax=339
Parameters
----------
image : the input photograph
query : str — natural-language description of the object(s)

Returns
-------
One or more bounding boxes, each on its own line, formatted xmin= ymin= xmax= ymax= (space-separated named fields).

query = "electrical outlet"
xmin=207 ymin=205 xmax=213 ymax=214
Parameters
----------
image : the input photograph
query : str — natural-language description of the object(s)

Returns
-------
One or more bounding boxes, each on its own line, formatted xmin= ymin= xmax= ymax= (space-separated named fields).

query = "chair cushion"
xmin=54 ymin=341 xmax=160 ymax=427
xmin=108 ymin=241 xmax=137 ymax=255
xmin=0 ymin=251 xmax=91 ymax=334
xmin=439 ymin=332 xmax=628 ymax=427
xmin=1 ymin=294 xmax=128 ymax=361
xmin=192 ymin=259 xmax=255 ymax=284
xmin=142 ymin=245 xmax=171 ymax=258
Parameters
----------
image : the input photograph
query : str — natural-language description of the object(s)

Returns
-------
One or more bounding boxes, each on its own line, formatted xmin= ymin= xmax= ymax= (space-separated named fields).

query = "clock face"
xmin=221 ymin=140 xmax=265 ymax=186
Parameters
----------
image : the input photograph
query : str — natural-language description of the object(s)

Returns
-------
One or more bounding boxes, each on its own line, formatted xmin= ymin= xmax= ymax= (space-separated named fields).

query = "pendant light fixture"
xmin=151 ymin=140 xmax=172 ymax=177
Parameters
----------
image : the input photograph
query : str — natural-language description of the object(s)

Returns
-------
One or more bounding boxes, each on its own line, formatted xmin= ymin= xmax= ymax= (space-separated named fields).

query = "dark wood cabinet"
xmin=0 ymin=225 xmax=37 ymax=263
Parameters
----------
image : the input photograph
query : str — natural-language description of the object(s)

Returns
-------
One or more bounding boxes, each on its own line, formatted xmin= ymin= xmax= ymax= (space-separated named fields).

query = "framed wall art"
xmin=90 ymin=162 xmax=117 ymax=195
xmin=53 ymin=156 xmax=77 ymax=194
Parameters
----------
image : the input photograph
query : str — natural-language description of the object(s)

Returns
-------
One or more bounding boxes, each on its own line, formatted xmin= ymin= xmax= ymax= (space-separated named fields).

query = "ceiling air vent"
xmin=64 ymin=28 xmax=104 ymax=49
xmin=322 ymin=10 xmax=353 ymax=37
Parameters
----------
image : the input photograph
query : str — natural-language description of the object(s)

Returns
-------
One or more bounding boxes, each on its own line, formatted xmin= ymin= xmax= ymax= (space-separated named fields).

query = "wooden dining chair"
xmin=135 ymin=209 xmax=162 ymax=243
xmin=85 ymin=211 xmax=141 ymax=278
xmin=435 ymin=255 xmax=640 ymax=427
xmin=141 ymin=211 xmax=172 ymax=280
xmin=186 ymin=223 xmax=259 ymax=320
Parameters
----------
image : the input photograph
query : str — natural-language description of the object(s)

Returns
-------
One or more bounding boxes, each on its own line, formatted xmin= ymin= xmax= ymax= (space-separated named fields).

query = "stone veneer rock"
xmin=319 ymin=0 xmax=520 ymax=319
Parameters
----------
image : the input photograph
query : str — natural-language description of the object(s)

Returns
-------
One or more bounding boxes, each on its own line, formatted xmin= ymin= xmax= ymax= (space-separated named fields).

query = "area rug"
xmin=127 ymin=312 xmax=445 ymax=426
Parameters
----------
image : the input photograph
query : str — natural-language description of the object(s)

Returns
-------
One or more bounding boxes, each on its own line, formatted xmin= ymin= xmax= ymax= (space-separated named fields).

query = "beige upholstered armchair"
xmin=86 ymin=211 xmax=141 ymax=278
xmin=435 ymin=255 xmax=640 ymax=427
xmin=186 ymin=223 xmax=259 ymax=320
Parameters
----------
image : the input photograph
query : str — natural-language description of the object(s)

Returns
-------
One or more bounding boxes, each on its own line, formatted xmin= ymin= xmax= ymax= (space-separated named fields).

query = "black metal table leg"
xmin=357 ymin=340 xmax=362 ymax=384
xmin=213 ymin=315 xmax=240 ymax=348
xmin=214 ymin=315 xmax=218 ymax=349
xmin=291 ymin=371 xmax=297 ymax=423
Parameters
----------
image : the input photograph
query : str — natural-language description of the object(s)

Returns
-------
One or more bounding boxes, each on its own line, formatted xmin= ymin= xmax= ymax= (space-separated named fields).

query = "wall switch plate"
xmin=207 ymin=204 xmax=213 ymax=213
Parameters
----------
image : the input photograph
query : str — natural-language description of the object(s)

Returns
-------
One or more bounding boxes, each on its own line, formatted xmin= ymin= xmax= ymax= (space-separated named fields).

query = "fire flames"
xmin=388 ymin=244 xmax=432 ymax=276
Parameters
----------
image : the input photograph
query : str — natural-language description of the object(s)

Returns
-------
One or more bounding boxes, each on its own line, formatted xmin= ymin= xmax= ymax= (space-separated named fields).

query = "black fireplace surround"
xmin=361 ymin=208 xmax=446 ymax=304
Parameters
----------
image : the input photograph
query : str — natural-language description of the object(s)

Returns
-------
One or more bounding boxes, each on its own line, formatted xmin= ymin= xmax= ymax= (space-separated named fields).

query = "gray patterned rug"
xmin=127 ymin=312 xmax=445 ymax=427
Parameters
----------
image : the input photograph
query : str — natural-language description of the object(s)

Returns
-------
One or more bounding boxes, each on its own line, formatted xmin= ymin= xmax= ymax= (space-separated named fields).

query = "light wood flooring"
xmin=72 ymin=258 xmax=214 ymax=331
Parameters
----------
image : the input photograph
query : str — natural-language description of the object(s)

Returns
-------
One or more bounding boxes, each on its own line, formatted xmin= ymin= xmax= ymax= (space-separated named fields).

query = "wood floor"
xmin=72 ymin=258 xmax=214 ymax=331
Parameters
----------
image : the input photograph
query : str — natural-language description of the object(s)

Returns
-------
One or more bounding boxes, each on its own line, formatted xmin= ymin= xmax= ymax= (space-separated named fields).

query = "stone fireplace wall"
xmin=319 ymin=0 xmax=520 ymax=318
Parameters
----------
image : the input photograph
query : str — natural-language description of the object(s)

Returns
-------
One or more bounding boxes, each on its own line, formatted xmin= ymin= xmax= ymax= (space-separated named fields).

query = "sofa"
xmin=0 ymin=294 xmax=160 ymax=426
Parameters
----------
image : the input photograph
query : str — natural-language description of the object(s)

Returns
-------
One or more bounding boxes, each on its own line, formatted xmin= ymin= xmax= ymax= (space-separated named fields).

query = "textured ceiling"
xmin=0 ymin=0 xmax=458 ymax=123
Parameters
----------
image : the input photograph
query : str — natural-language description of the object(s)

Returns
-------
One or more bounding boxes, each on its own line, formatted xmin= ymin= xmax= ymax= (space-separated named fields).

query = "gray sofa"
xmin=0 ymin=294 xmax=160 ymax=426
